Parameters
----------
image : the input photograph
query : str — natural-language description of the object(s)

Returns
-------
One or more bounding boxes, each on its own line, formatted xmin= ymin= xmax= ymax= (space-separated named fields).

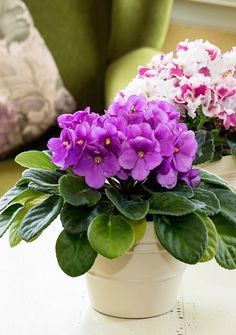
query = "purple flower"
xmin=91 ymin=121 xmax=121 ymax=155
xmin=155 ymin=124 xmax=175 ymax=157
xmin=57 ymin=107 xmax=98 ymax=129
xmin=73 ymin=145 xmax=120 ymax=189
xmin=107 ymin=95 xmax=146 ymax=124
xmin=157 ymin=101 xmax=180 ymax=121
xmin=156 ymin=159 xmax=178 ymax=189
xmin=180 ymin=168 xmax=200 ymax=188
xmin=48 ymin=95 xmax=200 ymax=190
xmin=119 ymin=136 xmax=162 ymax=181
xmin=172 ymin=131 xmax=197 ymax=173
xmin=144 ymin=100 xmax=169 ymax=128
xmin=47 ymin=129 xmax=75 ymax=169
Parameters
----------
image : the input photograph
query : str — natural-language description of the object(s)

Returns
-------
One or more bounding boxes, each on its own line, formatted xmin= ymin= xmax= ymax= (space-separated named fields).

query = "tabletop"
xmin=0 ymin=222 xmax=235 ymax=335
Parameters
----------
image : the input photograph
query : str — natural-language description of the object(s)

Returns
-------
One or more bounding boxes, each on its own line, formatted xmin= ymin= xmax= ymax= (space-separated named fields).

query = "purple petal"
xmin=119 ymin=149 xmax=137 ymax=169
xmin=173 ymin=152 xmax=193 ymax=172
xmin=85 ymin=165 xmax=106 ymax=189
xmin=73 ymin=154 xmax=94 ymax=176
xmin=131 ymin=159 xmax=149 ymax=181
xmin=160 ymin=142 xmax=175 ymax=157
xmin=144 ymin=151 xmax=163 ymax=170
xmin=156 ymin=167 xmax=178 ymax=189
xmin=177 ymin=131 xmax=197 ymax=156
xmin=130 ymin=137 xmax=154 ymax=152
xmin=103 ymin=154 xmax=120 ymax=177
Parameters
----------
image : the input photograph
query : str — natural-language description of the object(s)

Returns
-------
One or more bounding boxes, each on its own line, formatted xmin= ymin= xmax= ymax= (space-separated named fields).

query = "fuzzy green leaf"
xmin=200 ymin=169 xmax=232 ymax=190
xmin=211 ymin=188 xmax=236 ymax=224
xmin=22 ymin=168 xmax=62 ymax=191
xmin=171 ymin=182 xmax=194 ymax=198
xmin=149 ymin=192 xmax=196 ymax=216
xmin=15 ymin=150 xmax=57 ymax=170
xmin=19 ymin=195 xmax=63 ymax=241
xmin=9 ymin=207 xmax=28 ymax=247
xmin=199 ymin=214 xmax=218 ymax=262
xmin=56 ymin=230 xmax=97 ymax=277
xmin=88 ymin=214 xmax=135 ymax=259
xmin=0 ymin=186 xmax=26 ymax=213
xmin=60 ymin=201 xmax=113 ymax=235
xmin=211 ymin=214 xmax=236 ymax=269
xmin=0 ymin=204 xmax=23 ymax=237
xmin=154 ymin=213 xmax=208 ymax=264
xmin=59 ymin=175 xmax=101 ymax=207
xmin=192 ymin=188 xmax=220 ymax=216
xmin=194 ymin=130 xmax=214 ymax=164
xmin=105 ymin=188 xmax=149 ymax=220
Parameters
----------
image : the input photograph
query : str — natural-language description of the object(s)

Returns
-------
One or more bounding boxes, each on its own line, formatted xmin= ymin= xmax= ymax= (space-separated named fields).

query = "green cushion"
xmin=109 ymin=0 xmax=173 ymax=60
xmin=0 ymin=160 xmax=24 ymax=197
xmin=23 ymin=0 xmax=111 ymax=111
xmin=23 ymin=0 xmax=173 ymax=110
xmin=105 ymin=47 xmax=159 ymax=107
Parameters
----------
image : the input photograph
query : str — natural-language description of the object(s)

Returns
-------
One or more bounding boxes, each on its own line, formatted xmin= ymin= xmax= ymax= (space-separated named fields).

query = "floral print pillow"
xmin=0 ymin=0 xmax=76 ymax=158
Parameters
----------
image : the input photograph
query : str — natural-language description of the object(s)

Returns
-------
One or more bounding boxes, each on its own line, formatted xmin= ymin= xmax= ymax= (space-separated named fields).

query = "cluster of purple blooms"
xmin=48 ymin=95 xmax=200 ymax=189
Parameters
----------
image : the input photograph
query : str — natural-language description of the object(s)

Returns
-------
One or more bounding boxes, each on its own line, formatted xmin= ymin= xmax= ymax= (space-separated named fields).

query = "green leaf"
xmin=199 ymin=169 xmax=232 ymax=190
xmin=192 ymin=188 xmax=220 ymax=216
xmin=0 ymin=204 xmax=23 ymax=237
xmin=199 ymin=214 xmax=218 ymax=262
xmin=88 ymin=214 xmax=135 ymax=259
xmin=15 ymin=179 xmax=29 ymax=187
xmin=22 ymin=168 xmax=62 ymax=191
xmin=15 ymin=150 xmax=57 ymax=170
xmin=210 ymin=188 xmax=236 ymax=225
xmin=9 ymin=207 xmax=28 ymax=247
xmin=211 ymin=214 xmax=236 ymax=269
xmin=105 ymin=188 xmax=149 ymax=220
xmin=211 ymin=145 xmax=223 ymax=162
xmin=154 ymin=213 xmax=208 ymax=264
xmin=59 ymin=175 xmax=101 ymax=207
xmin=0 ymin=186 xmax=26 ymax=213
xmin=226 ymin=134 xmax=236 ymax=157
xmin=19 ymin=195 xmax=64 ymax=241
xmin=149 ymin=192 xmax=196 ymax=216
xmin=28 ymin=182 xmax=57 ymax=195
xmin=9 ymin=188 xmax=46 ymax=207
xmin=60 ymin=201 xmax=114 ymax=235
xmin=56 ymin=230 xmax=97 ymax=277
xmin=126 ymin=218 xmax=147 ymax=245
xmin=171 ymin=181 xmax=194 ymax=198
xmin=194 ymin=130 xmax=215 ymax=164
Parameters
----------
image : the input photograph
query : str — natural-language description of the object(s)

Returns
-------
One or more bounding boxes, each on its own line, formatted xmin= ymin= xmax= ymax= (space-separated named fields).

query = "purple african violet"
xmin=48 ymin=95 xmax=200 ymax=189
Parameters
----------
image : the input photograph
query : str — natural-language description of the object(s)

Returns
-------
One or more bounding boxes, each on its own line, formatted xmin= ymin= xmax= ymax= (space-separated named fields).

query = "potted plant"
xmin=116 ymin=39 xmax=236 ymax=184
xmin=0 ymin=96 xmax=236 ymax=318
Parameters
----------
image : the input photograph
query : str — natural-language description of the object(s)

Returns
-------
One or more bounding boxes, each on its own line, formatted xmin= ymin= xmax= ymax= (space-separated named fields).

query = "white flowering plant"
xmin=117 ymin=40 xmax=236 ymax=164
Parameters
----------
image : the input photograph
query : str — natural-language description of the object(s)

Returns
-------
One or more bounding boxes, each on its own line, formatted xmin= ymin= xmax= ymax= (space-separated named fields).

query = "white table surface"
xmin=0 ymin=221 xmax=235 ymax=335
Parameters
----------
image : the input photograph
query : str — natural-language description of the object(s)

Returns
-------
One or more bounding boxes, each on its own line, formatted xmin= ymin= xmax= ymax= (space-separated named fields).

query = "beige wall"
xmin=164 ymin=23 xmax=236 ymax=52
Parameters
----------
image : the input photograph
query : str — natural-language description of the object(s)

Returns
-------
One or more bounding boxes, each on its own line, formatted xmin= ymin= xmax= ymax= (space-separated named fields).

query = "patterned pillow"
xmin=0 ymin=0 xmax=76 ymax=158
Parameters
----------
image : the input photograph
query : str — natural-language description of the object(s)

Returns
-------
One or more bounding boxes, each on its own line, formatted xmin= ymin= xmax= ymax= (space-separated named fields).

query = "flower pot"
xmin=200 ymin=155 xmax=236 ymax=187
xmin=86 ymin=223 xmax=186 ymax=319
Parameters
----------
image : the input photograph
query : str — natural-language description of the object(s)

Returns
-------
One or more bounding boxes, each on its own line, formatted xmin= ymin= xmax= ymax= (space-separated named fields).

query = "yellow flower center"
xmin=105 ymin=138 xmax=111 ymax=145
xmin=138 ymin=151 xmax=145 ymax=158
xmin=62 ymin=141 xmax=69 ymax=146
xmin=95 ymin=156 xmax=102 ymax=164
xmin=77 ymin=140 xmax=84 ymax=145
xmin=131 ymin=106 xmax=136 ymax=113
xmin=175 ymin=147 xmax=180 ymax=153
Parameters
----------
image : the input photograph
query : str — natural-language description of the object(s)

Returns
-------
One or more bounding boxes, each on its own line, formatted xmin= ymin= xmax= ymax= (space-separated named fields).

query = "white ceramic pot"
xmin=200 ymin=155 xmax=236 ymax=187
xmin=86 ymin=223 xmax=186 ymax=318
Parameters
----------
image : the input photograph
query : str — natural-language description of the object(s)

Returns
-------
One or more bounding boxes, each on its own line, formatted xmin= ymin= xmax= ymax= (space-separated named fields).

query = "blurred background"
xmin=164 ymin=0 xmax=236 ymax=52
xmin=0 ymin=0 xmax=236 ymax=195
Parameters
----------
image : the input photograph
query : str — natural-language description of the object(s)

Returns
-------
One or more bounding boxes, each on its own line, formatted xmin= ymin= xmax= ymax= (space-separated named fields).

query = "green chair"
xmin=0 ymin=0 xmax=173 ymax=195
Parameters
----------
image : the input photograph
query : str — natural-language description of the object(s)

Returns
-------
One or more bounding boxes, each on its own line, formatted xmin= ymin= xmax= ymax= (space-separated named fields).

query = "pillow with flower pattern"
xmin=0 ymin=0 xmax=76 ymax=158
